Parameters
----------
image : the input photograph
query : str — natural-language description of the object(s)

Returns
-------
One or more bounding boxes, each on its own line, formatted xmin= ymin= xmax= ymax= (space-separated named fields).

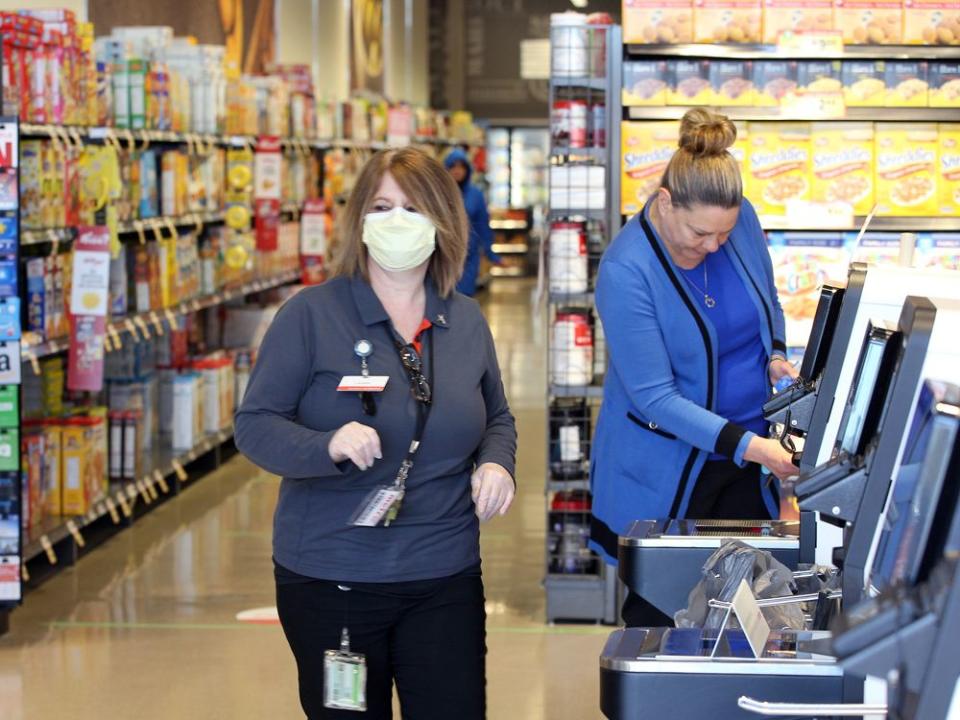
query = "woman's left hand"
xmin=769 ymin=357 xmax=799 ymax=385
xmin=471 ymin=463 xmax=515 ymax=522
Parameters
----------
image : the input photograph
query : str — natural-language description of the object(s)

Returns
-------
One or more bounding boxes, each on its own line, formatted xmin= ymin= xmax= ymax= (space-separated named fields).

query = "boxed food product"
xmin=694 ymin=0 xmax=762 ymax=42
xmin=747 ymin=123 xmax=812 ymax=217
xmin=709 ymin=60 xmax=756 ymax=105
xmin=622 ymin=61 xmax=669 ymax=106
xmin=875 ymin=123 xmax=939 ymax=216
xmin=621 ymin=121 xmax=679 ymax=216
xmin=732 ymin=121 xmax=751 ymax=200
xmin=763 ymin=0 xmax=835 ymax=43
xmin=61 ymin=416 xmax=94 ymax=515
xmin=836 ymin=0 xmax=904 ymax=43
xmin=623 ymin=0 xmax=694 ymax=43
xmin=811 ymin=122 xmax=875 ymax=215
xmin=842 ymin=61 xmax=886 ymax=106
xmin=42 ymin=421 xmax=62 ymax=516
xmin=938 ymin=124 xmax=960 ymax=216
xmin=668 ymin=60 xmax=712 ymax=105
xmin=885 ymin=61 xmax=929 ymax=107
xmin=753 ymin=61 xmax=799 ymax=107
xmin=929 ymin=63 xmax=960 ymax=107
xmin=903 ymin=0 xmax=960 ymax=44
xmin=21 ymin=429 xmax=44 ymax=529
xmin=797 ymin=61 xmax=843 ymax=94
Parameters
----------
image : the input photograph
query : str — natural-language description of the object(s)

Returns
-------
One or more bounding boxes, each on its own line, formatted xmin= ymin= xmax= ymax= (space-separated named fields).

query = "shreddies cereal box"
xmin=836 ymin=0 xmax=904 ymax=44
xmin=903 ymin=0 xmax=960 ymax=44
xmin=875 ymin=123 xmax=939 ymax=217
xmin=747 ymin=123 xmax=812 ymax=217
xmin=811 ymin=122 xmax=875 ymax=216
xmin=621 ymin=121 xmax=679 ymax=216
xmin=938 ymin=123 xmax=960 ymax=216
xmin=763 ymin=0 xmax=836 ymax=43
xmin=624 ymin=0 xmax=694 ymax=43
xmin=694 ymin=0 xmax=762 ymax=42
xmin=732 ymin=121 xmax=751 ymax=200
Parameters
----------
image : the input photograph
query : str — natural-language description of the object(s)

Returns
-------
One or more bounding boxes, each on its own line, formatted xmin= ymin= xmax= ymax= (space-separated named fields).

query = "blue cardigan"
xmin=589 ymin=198 xmax=787 ymax=564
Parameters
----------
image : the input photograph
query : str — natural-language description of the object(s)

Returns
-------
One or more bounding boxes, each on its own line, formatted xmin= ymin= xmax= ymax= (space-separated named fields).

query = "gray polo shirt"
xmin=234 ymin=274 xmax=517 ymax=582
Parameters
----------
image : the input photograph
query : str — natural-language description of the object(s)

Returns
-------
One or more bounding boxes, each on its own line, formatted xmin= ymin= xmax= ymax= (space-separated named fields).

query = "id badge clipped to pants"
xmin=324 ymin=626 xmax=367 ymax=712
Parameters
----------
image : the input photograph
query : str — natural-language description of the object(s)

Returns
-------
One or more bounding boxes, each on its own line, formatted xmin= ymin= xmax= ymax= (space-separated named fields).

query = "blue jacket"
xmin=589 ymin=198 xmax=787 ymax=565
xmin=445 ymin=149 xmax=499 ymax=295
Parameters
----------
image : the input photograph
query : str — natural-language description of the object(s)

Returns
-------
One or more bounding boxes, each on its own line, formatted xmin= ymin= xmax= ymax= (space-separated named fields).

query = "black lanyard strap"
xmin=392 ymin=327 xmax=434 ymax=487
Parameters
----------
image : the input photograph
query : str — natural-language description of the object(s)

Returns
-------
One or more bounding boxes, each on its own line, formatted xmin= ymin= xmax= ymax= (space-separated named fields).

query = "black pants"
xmin=275 ymin=566 xmax=487 ymax=720
xmin=621 ymin=460 xmax=771 ymax=627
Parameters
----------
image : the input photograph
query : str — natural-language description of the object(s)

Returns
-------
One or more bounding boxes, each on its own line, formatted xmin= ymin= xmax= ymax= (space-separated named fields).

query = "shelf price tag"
xmin=40 ymin=535 xmax=57 ymax=564
xmin=108 ymin=325 xmax=123 ymax=350
xmin=24 ymin=350 xmax=41 ymax=376
xmin=136 ymin=480 xmax=152 ymax=504
xmin=124 ymin=318 xmax=140 ymax=340
xmin=781 ymin=91 xmax=846 ymax=119
xmin=153 ymin=469 xmax=170 ymax=494
xmin=134 ymin=221 xmax=147 ymax=245
xmin=117 ymin=492 xmax=132 ymax=518
xmin=134 ymin=316 xmax=151 ymax=339
xmin=21 ymin=563 xmax=29 ymax=583
xmin=171 ymin=459 xmax=188 ymax=482
xmin=150 ymin=311 xmax=164 ymax=336
xmin=105 ymin=497 xmax=120 ymax=524
xmin=144 ymin=477 xmax=159 ymax=501
xmin=776 ymin=30 xmax=844 ymax=56
xmin=165 ymin=308 xmax=179 ymax=330
xmin=65 ymin=520 xmax=86 ymax=548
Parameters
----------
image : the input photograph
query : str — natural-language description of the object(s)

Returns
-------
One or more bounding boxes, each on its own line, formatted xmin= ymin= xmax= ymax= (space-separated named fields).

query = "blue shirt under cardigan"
xmin=589 ymin=198 xmax=787 ymax=565
xmin=678 ymin=250 xmax=770 ymax=460
xmin=235 ymin=275 xmax=517 ymax=582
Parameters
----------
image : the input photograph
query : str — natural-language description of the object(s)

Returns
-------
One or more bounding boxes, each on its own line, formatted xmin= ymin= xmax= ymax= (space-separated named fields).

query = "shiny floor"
xmin=0 ymin=280 xmax=611 ymax=719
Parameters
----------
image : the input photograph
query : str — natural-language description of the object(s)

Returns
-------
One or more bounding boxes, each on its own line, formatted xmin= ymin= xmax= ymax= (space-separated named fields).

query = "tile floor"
xmin=0 ymin=279 xmax=611 ymax=719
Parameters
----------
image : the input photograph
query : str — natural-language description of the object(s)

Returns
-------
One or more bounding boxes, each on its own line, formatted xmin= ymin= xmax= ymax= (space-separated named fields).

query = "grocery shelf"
xmin=549 ymin=384 xmax=605 ymax=399
xmin=626 ymin=106 xmax=960 ymax=123
xmin=490 ymin=220 xmax=530 ymax=231
xmin=490 ymin=266 xmax=528 ymax=278
xmin=548 ymin=480 xmax=592 ymax=493
xmin=551 ymin=147 xmax=608 ymax=163
xmin=22 ymin=427 xmax=235 ymax=564
xmin=21 ymin=211 xmax=227 ymax=247
xmin=548 ymin=208 xmax=608 ymax=222
xmin=761 ymin=216 xmax=960 ymax=233
xmin=20 ymin=123 xmax=332 ymax=150
xmin=550 ymin=291 xmax=595 ymax=306
xmin=492 ymin=243 xmax=529 ymax=254
xmin=552 ymin=76 xmax=609 ymax=91
xmin=20 ymin=268 xmax=300 ymax=363
xmin=625 ymin=42 xmax=960 ymax=61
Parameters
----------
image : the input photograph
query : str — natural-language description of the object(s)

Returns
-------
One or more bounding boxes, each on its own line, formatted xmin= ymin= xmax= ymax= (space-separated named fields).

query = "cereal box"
xmin=747 ymin=123 xmax=812 ymax=217
xmin=885 ymin=62 xmax=929 ymax=107
xmin=797 ymin=61 xmax=843 ymax=94
xmin=709 ymin=61 xmax=756 ymax=105
xmin=621 ymin=121 xmax=679 ymax=216
xmin=875 ymin=123 xmax=939 ymax=217
xmin=624 ymin=0 xmax=694 ymax=43
xmin=668 ymin=60 xmax=712 ymax=105
xmin=753 ymin=61 xmax=799 ymax=107
xmin=938 ymin=123 xmax=960 ymax=216
xmin=763 ymin=0 xmax=836 ymax=43
xmin=903 ymin=0 xmax=960 ymax=44
xmin=811 ymin=122 xmax=875 ymax=215
xmin=842 ymin=61 xmax=886 ymax=107
xmin=694 ymin=0 xmax=762 ymax=42
xmin=732 ymin=121 xmax=751 ymax=199
xmin=929 ymin=63 xmax=960 ymax=107
xmin=622 ymin=61 xmax=669 ymax=106
xmin=836 ymin=0 xmax=904 ymax=43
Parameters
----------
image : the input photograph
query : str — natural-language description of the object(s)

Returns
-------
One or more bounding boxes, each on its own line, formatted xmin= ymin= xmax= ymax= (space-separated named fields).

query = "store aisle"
xmin=0 ymin=280 xmax=609 ymax=720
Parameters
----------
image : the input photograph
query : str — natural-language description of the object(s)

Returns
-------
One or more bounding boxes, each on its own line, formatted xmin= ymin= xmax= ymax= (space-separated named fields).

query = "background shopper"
xmin=588 ymin=109 xmax=798 ymax=626
xmin=445 ymin=148 xmax=500 ymax=296
xmin=235 ymin=147 xmax=517 ymax=719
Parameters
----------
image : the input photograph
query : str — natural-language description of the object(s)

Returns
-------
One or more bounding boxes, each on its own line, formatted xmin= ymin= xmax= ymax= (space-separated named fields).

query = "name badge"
xmin=337 ymin=375 xmax=390 ymax=392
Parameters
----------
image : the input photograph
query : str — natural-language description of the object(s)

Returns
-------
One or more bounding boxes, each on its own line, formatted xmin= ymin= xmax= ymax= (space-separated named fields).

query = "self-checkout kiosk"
xmin=600 ymin=295 xmax=960 ymax=720
xmin=616 ymin=265 xmax=960 ymax=619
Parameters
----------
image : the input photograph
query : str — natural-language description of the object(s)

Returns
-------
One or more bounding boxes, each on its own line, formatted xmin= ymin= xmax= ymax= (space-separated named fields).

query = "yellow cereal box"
xmin=694 ymin=0 xmax=762 ymax=42
xmin=811 ymin=122 xmax=875 ymax=215
xmin=753 ymin=61 xmax=799 ymax=107
xmin=709 ymin=61 xmax=757 ymax=105
xmin=747 ymin=123 xmax=812 ymax=217
xmin=842 ymin=61 xmax=887 ymax=107
xmin=669 ymin=60 xmax=712 ymax=105
xmin=875 ymin=123 xmax=939 ymax=217
xmin=885 ymin=62 xmax=930 ymax=107
xmin=836 ymin=0 xmax=904 ymax=44
xmin=624 ymin=0 xmax=694 ymax=43
xmin=732 ymin=121 xmax=751 ymax=200
xmin=763 ymin=0 xmax=836 ymax=43
xmin=938 ymin=124 xmax=960 ymax=216
xmin=621 ymin=121 xmax=679 ymax=216
xmin=623 ymin=61 xmax=670 ymax=106
xmin=929 ymin=63 xmax=960 ymax=107
xmin=903 ymin=0 xmax=960 ymax=44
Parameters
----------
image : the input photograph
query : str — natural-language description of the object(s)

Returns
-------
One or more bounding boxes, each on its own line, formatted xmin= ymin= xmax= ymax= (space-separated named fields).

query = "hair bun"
xmin=678 ymin=109 xmax=737 ymax=157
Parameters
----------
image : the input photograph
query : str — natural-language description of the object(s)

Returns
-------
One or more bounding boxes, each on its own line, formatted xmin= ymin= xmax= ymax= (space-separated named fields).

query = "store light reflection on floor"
xmin=0 ymin=279 xmax=607 ymax=719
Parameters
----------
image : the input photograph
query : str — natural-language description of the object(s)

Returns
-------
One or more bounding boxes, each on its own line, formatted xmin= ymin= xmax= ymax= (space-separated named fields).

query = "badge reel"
xmin=324 ymin=624 xmax=367 ymax=711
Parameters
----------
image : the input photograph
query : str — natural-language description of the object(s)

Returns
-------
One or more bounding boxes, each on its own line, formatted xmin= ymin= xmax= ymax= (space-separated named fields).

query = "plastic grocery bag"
xmin=674 ymin=539 xmax=806 ymax=632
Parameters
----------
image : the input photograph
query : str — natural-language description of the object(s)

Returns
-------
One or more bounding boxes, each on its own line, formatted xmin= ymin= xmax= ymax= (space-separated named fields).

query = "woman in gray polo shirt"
xmin=235 ymin=147 xmax=517 ymax=719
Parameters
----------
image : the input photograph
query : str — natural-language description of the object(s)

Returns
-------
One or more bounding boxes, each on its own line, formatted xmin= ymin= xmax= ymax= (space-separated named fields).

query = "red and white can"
xmin=551 ymin=308 xmax=594 ymax=386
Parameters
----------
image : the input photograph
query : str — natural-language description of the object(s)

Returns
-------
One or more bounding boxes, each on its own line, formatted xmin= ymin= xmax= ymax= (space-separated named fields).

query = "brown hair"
xmin=660 ymin=108 xmax=742 ymax=209
xmin=333 ymin=147 xmax=468 ymax=297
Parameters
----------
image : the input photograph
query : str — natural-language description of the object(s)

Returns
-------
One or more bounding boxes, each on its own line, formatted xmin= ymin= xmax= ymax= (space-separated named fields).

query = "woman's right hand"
xmin=328 ymin=422 xmax=383 ymax=471
xmin=744 ymin=436 xmax=798 ymax=481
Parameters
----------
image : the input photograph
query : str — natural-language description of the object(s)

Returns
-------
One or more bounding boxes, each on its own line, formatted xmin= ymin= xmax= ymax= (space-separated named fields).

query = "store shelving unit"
xmin=623 ymin=43 xmax=960 ymax=60
xmin=544 ymin=22 xmax=621 ymax=625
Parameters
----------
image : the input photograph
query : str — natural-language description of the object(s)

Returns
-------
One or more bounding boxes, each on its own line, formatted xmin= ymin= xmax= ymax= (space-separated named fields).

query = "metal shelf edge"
xmin=624 ymin=42 xmax=960 ymax=60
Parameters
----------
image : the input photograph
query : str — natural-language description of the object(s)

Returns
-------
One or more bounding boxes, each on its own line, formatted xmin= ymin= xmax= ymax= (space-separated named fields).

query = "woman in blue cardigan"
xmin=590 ymin=109 xmax=799 ymax=625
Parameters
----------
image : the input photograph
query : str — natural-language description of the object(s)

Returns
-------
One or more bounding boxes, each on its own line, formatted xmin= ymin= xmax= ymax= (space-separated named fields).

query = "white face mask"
xmin=362 ymin=207 xmax=437 ymax=272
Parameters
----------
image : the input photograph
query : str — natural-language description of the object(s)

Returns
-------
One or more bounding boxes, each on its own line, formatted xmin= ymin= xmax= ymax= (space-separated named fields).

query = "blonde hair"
xmin=660 ymin=109 xmax=742 ymax=209
xmin=333 ymin=147 xmax=468 ymax=297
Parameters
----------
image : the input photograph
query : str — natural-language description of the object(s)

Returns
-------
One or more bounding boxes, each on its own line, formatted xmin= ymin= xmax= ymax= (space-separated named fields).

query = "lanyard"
xmin=390 ymin=327 xmax=434 ymax=491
